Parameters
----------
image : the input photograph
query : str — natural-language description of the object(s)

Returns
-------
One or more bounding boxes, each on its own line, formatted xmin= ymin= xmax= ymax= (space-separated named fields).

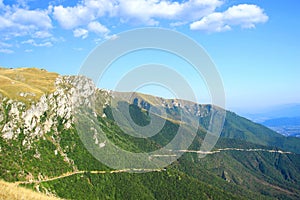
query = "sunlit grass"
xmin=0 ymin=67 xmax=58 ymax=104
xmin=0 ymin=179 xmax=61 ymax=200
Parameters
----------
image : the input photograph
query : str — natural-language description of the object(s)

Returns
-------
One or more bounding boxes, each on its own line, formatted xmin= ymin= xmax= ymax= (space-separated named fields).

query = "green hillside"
xmin=222 ymin=111 xmax=300 ymax=153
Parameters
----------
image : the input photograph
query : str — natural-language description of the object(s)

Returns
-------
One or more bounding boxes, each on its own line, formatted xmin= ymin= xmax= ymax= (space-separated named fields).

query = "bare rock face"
xmin=0 ymin=75 xmax=108 ymax=149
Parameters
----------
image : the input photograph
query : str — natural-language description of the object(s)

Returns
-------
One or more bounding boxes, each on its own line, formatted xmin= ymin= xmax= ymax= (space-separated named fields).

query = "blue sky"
xmin=0 ymin=0 xmax=299 ymax=113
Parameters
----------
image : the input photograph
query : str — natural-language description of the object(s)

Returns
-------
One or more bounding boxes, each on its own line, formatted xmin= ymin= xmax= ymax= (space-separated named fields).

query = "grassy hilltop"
xmin=0 ymin=67 xmax=58 ymax=104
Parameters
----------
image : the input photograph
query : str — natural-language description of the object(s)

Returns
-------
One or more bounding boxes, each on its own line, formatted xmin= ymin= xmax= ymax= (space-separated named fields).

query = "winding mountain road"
xmin=14 ymin=148 xmax=294 ymax=185
xmin=175 ymin=148 xmax=294 ymax=154
xmin=15 ymin=169 xmax=162 ymax=185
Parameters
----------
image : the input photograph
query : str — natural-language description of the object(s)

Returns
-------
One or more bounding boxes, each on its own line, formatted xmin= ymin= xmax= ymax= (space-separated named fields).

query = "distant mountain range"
xmin=261 ymin=117 xmax=300 ymax=137
xmin=1 ymin=68 xmax=300 ymax=199
xmin=241 ymin=104 xmax=300 ymax=137
xmin=241 ymin=104 xmax=300 ymax=122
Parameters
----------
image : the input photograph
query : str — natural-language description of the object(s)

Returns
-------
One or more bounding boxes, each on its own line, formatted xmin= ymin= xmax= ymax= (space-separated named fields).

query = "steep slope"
xmin=221 ymin=111 xmax=300 ymax=153
xmin=114 ymin=91 xmax=300 ymax=153
xmin=175 ymin=142 xmax=300 ymax=200
xmin=0 ymin=179 xmax=61 ymax=200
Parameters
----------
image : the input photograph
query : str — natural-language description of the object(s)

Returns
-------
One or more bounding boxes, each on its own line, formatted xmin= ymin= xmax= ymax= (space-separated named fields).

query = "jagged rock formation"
xmin=0 ymin=70 xmax=216 ymax=144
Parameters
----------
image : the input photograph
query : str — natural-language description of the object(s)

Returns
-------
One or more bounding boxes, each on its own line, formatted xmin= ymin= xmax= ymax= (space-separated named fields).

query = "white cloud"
xmin=170 ymin=21 xmax=187 ymax=27
xmin=0 ymin=0 xmax=270 ymax=48
xmin=16 ymin=0 xmax=30 ymax=8
xmin=0 ymin=2 xmax=52 ymax=39
xmin=52 ymin=0 xmax=223 ymax=28
xmin=0 ymin=48 xmax=14 ymax=54
xmin=53 ymin=5 xmax=94 ymax=29
xmin=104 ymin=34 xmax=119 ymax=40
xmin=22 ymin=39 xmax=53 ymax=47
xmin=0 ymin=15 xmax=13 ymax=29
xmin=117 ymin=0 xmax=223 ymax=25
xmin=53 ymin=0 xmax=116 ymax=29
xmin=73 ymin=28 xmax=89 ymax=39
xmin=22 ymin=39 xmax=34 ymax=44
xmin=37 ymin=41 xmax=52 ymax=47
xmin=84 ymin=0 xmax=116 ymax=16
xmin=11 ymin=9 xmax=52 ymax=29
xmin=52 ymin=1 xmax=269 ymax=37
xmin=0 ymin=41 xmax=12 ymax=48
xmin=190 ymin=4 xmax=268 ymax=32
xmin=88 ymin=21 xmax=109 ymax=35
xmin=25 ymin=49 xmax=33 ymax=53
xmin=33 ymin=31 xmax=52 ymax=38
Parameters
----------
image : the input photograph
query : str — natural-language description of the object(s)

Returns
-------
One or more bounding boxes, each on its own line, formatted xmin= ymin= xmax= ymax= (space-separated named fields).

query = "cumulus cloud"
xmin=73 ymin=28 xmax=89 ymax=39
xmin=0 ymin=3 xmax=52 ymax=39
xmin=53 ymin=5 xmax=94 ymax=29
xmin=53 ymin=0 xmax=116 ymax=29
xmin=47 ymin=1 xmax=269 ymax=39
xmin=117 ymin=0 xmax=223 ymax=25
xmin=88 ymin=21 xmax=109 ymax=35
xmin=52 ymin=0 xmax=223 ymax=28
xmin=11 ymin=9 xmax=52 ymax=29
xmin=190 ymin=4 xmax=268 ymax=32
xmin=0 ymin=0 xmax=270 ymax=50
xmin=84 ymin=0 xmax=116 ymax=16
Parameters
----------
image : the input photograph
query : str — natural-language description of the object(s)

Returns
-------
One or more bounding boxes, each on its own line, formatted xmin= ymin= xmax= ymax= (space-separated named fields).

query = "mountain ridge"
xmin=1 ymin=67 xmax=300 ymax=199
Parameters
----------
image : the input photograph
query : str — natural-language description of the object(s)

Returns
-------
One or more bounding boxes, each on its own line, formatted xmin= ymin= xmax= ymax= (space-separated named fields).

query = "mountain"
xmin=1 ymin=68 xmax=300 ymax=199
xmin=261 ymin=117 xmax=300 ymax=137
xmin=221 ymin=112 xmax=300 ymax=153
xmin=263 ymin=117 xmax=300 ymax=127
xmin=241 ymin=104 xmax=300 ymax=137
xmin=242 ymin=104 xmax=300 ymax=123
